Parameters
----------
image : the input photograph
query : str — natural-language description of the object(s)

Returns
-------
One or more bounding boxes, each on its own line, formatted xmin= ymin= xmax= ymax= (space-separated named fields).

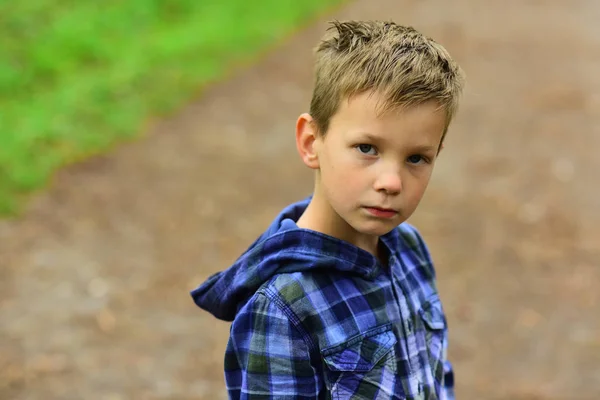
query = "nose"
xmin=373 ymin=171 xmax=402 ymax=195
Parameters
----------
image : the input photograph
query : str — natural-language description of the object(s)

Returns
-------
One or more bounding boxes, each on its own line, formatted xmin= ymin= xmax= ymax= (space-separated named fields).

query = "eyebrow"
xmin=356 ymin=132 xmax=385 ymax=143
xmin=354 ymin=132 xmax=438 ymax=153
xmin=410 ymin=144 xmax=438 ymax=153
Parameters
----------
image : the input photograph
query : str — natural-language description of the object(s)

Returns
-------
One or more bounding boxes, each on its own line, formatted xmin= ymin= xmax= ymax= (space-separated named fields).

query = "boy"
xmin=192 ymin=20 xmax=465 ymax=399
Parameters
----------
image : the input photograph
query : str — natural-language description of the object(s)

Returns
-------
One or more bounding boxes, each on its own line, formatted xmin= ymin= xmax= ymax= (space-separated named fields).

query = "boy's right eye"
xmin=356 ymin=144 xmax=378 ymax=155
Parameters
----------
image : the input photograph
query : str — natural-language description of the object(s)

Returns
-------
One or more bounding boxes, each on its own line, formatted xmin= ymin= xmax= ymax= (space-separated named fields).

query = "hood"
xmin=190 ymin=196 xmax=392 ymax=321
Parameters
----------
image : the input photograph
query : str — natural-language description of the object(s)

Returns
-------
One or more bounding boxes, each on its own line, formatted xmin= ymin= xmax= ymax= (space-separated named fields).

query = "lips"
xmin=370 ymin=207 xmax=397 ymax=212
xmin=363 ymin=206 xmax=399 ymax=218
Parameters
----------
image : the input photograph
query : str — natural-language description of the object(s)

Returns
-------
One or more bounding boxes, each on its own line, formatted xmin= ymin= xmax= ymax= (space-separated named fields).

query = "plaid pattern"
xmin=192 ymin=198 xmax=454 ymax=400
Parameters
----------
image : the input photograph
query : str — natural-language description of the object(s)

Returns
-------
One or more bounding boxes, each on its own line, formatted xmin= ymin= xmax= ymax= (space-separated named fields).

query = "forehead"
xmin=329 ymin=92 xmax=447 ymax=145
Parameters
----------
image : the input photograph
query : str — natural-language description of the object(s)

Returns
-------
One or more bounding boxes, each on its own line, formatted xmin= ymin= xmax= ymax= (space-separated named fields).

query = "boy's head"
xmin=295 ymin=21 xmax=464 ymax=245
xmin=310 ymin=20 xmax=464 ymax=142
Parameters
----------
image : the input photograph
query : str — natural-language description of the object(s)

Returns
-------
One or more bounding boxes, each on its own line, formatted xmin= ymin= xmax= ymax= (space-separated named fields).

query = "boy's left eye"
xmin=407 ymin=154 xmax=427 ymax=164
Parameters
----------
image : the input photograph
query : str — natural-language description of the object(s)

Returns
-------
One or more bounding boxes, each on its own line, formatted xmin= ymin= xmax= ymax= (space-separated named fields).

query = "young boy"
xmin=192 ymin=20 xmax=464 ymax=399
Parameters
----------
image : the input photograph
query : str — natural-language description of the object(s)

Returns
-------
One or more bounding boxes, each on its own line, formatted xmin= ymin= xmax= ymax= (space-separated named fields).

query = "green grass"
xmin=0 ymin=0 xmax=345 ymax=216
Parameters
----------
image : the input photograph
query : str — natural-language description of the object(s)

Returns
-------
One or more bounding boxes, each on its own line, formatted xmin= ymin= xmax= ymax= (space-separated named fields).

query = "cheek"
xmin=406 ymin=172 xmax=433 ymax=199
xmin=329 ymin=165 xmax=359 ymax=194
xmin=323 ymin=147 xmax=354 ymax=181
xmin=324 ymin=158 xmax=366 ymax=200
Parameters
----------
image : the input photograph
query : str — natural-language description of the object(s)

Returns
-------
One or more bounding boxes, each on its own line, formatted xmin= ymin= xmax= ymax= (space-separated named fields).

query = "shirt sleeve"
xmin=441 ymin=329 xmax=455 ymax=400
xmin=406 ymin=224 xmax=455 ymax=399
xmin=225 ymin=291 xmax=322 ymax=399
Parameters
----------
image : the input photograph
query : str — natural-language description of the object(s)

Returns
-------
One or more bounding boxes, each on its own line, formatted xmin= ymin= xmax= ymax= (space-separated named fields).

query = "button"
xmin=406 ymin=319 xmax=412 ymax=333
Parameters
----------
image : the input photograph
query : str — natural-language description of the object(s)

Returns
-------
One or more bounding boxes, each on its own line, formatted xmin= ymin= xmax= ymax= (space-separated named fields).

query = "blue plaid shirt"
xmin=192 ymin=198 xmax=454 ymax=400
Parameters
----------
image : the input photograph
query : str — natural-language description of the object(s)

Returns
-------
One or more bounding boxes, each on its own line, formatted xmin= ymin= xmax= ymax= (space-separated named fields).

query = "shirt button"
xmin=406 ymin=319 xmax=412 ymax=333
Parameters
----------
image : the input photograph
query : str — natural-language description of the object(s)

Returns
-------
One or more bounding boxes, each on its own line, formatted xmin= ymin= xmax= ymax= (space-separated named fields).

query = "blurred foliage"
xmin=0 ymin=0 xmax=345 ymax=215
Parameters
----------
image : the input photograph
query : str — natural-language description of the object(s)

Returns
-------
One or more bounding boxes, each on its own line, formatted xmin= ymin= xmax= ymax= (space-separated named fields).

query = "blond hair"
xmin=310 ymin=20 xmax=465 ymax=140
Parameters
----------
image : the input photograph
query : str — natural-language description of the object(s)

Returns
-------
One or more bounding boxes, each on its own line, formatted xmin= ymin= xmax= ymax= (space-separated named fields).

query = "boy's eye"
xmin=407 ymin=154 xmax=426 ymax=164
xmin=356 ymin=144 xmax=377 ymax=155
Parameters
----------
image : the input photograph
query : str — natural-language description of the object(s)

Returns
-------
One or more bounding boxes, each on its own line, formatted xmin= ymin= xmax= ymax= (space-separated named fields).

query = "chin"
xmin=353 ymin=222 xmax=397 ymax=237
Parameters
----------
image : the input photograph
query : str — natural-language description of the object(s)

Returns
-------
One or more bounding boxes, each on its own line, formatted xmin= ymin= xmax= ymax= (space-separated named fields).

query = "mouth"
xmin=363 ymin=206 xmax=399 ymax=219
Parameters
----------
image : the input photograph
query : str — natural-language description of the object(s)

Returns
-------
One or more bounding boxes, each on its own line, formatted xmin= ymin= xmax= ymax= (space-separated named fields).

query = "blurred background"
xmin=1 ymin=0 xmax=599 ymax=399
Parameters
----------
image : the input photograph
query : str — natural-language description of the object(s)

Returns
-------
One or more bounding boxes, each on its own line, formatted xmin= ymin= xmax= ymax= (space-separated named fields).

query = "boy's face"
xmin=300 ymin=91 xmax=446 ymax=240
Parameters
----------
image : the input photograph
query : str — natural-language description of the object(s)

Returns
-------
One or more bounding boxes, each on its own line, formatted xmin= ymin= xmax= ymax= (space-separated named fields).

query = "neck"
xmin=296 ymin=187 xmax=380 ymax=257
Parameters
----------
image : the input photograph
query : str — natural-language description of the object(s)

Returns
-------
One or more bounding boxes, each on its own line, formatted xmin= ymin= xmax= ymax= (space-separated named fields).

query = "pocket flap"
xmin=321 ymin=325 xmax=397 ymax=372
xmin=419 ymin=297 xmax=446 ymax=331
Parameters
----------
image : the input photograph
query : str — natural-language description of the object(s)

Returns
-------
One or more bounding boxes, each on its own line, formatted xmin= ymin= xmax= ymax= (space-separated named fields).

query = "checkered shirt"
xmin=192 ymin=199 xmax=454 ymax=400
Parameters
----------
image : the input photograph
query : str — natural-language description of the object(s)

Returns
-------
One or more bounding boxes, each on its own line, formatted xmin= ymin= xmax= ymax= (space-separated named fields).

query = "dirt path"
xmin=2 ymin=0 xmax=599 ymax=399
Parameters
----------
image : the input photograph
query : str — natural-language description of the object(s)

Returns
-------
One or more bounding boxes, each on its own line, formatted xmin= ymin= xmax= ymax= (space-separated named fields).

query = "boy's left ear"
xmin=295 ymin=113 xmax=320 ymax=169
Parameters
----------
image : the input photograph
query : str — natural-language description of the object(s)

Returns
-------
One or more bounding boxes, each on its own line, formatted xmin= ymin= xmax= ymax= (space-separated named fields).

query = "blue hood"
xmin=190 ymin=197 xmax=392 ymax=322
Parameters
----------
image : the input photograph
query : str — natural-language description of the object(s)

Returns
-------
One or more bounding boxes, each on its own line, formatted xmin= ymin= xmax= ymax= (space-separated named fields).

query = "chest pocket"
xmin=418 ymin=295 xmax=446 ymax=386
xmin=321 ymin=325 xmax=404 ymax=400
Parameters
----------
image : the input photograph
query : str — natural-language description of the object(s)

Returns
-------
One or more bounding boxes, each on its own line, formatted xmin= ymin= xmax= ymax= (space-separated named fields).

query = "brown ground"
xmin=1 ymin=0 xmax=599 ymax=399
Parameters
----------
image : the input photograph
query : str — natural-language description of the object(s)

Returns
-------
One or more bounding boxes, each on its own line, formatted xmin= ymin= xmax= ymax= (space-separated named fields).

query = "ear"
xmin=295 ymin=113 xmax=320 ymax=169
xmin=437 ymin=141 xmax=445 ymax=155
